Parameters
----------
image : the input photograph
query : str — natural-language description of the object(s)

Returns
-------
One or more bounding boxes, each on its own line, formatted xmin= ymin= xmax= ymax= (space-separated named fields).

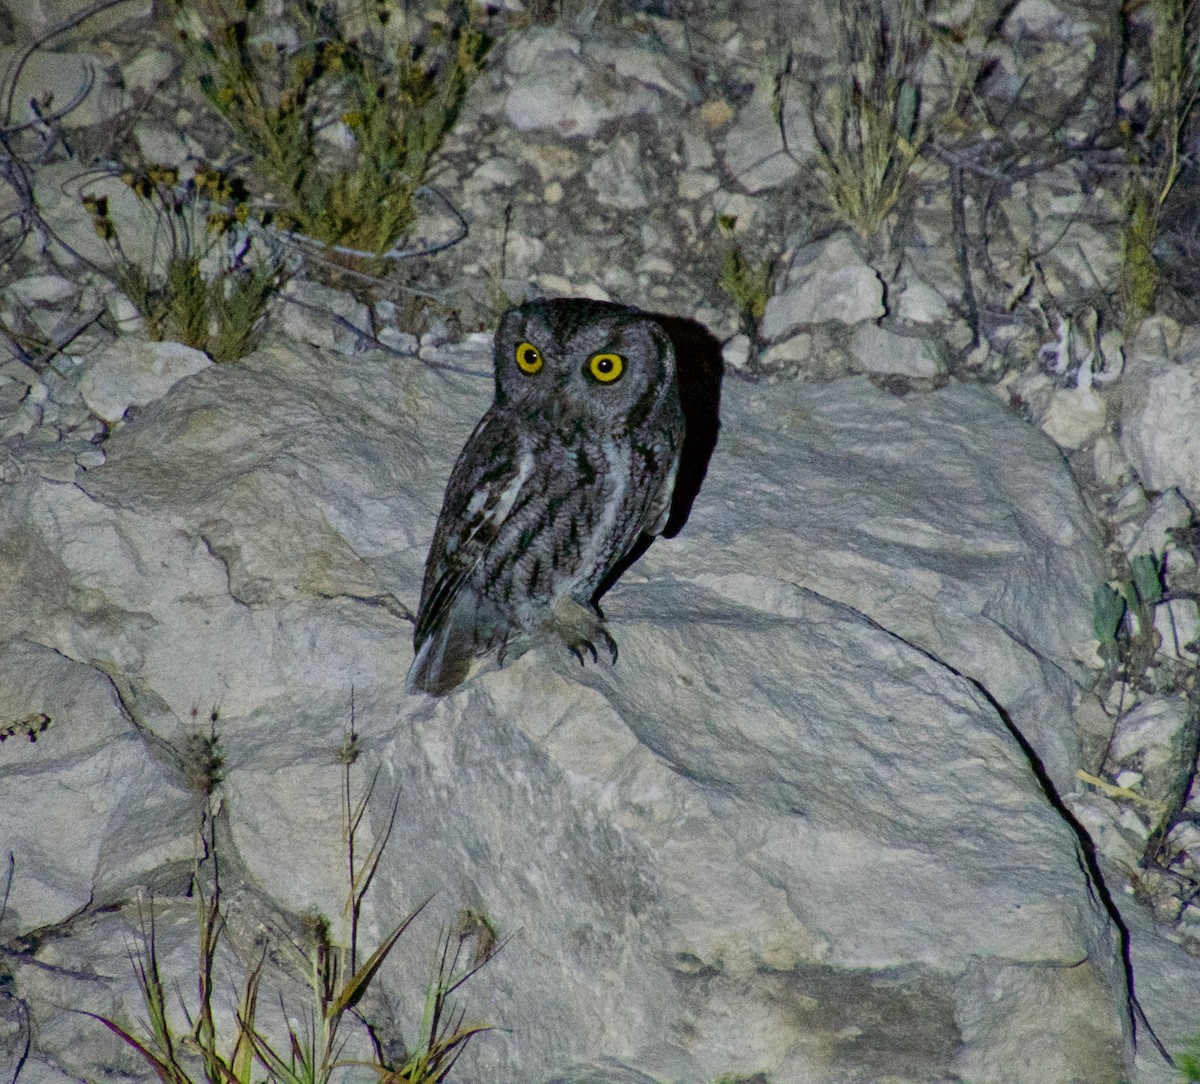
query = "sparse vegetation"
xmin=1092 ymin=550 xmax=1166 ymax=684
xmin=167 ymin=0 xmax=490 ymax=262
xmin=1119 ymin=0 xmax=1200 ymax=329
xmin=83 ymin=716 xmax=497 ymax=1083
xmin=82 ymin=163 xmax=284 ymax=360
xmin=800 ymin=0 xmax=925 ymax=239
xmin=716 ymin=214 xmax=773 ymax=352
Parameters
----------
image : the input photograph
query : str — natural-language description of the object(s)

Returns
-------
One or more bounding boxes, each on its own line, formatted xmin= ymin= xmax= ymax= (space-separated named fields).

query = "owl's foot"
xmin=545 ymin=597 xmax=618 ymax=668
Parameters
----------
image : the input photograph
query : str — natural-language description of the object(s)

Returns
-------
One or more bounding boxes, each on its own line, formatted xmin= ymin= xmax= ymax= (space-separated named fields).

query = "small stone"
xmin=464 ymin=156 xmax=522 ymax=195
xmin=700 ymin=99 xmax=734 ymax=129
xmin=76 ymin=447 xmax=107 ymax=469
xmin=504 ymin=26 xmax=580 ymax=75
xmin=635 ymin=256 xmax=673 ymax=276
xmin=719 ymin=84 xmax=814 ymax=194
xmin=849 ymin=323 xmax=945 ymax=378
xmin=544 ymin=182 xmax=564 ymax=204
xmin=1 ymin=399 xmax=42 ymax=438
xmin=1110 ymin=695 xmax=1190 ymax=793
xmin=107 ymin=291 xmax=144 ymax=330
xmin=759 ymin=333 xmax=817 ymax=373
xmin=133 ymin=123 xmax=193 ymax=166
xmin=762 ymin=245 xmax=884 ymax=338
xmin=0 ymin=47 xmax=132 ymax=128
xmin=678 ymin=171 xmax=720 ymax=200
xmin=1119 ymin=359 xmax=1200 ymax=507
xmin=722 ymin=334 xmax=751 ymax=371
xmin=4 ymin=274 xmax=79 ymax=307
xmin=896 ymin=278 xmax=952 ymax=324
xmin=586 ymin=135 xmax=650 ymax=210
xmin=1156 ymin=600 xmax=1200 ymax=661
xmin=1038 ymin=387 xmax=1107 ymax=450
xmin=505 ymin=53 xmax=659 ymax=138
xmin=586 ymin=41 xmax=699 ymax=103
xmin=78 ymin=339 xmax=212 ymax=424
xmin=1091 ymin=436 xmax=1130 ymax=488
xmin=0 ymin=360 xmax=39 ymax=386
xmin=122 ymin=47 xmax=177 ymax=94
xmin=281 ymin=281 xmax=371 ymax=354
xmin=378 ymin=328 xmax=419 ymax=355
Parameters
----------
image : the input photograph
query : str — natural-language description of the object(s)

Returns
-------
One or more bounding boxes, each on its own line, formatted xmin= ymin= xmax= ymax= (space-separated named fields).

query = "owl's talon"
xmin=599 ymin=629 xmax=619 ymax=665
xmin=568 ymin=639 xmax=598 ymax=665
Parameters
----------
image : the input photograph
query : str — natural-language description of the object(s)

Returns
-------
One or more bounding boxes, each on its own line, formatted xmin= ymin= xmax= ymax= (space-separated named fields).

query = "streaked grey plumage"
xmin=407 ymin=298 xmax=685 ymax=696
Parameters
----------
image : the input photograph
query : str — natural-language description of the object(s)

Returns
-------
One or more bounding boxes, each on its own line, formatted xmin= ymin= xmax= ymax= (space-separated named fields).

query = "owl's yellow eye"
xmin=515 ymin=341 xmax=543 ymax=374
xmin=588 ymin=352 xmax=624 ymax=383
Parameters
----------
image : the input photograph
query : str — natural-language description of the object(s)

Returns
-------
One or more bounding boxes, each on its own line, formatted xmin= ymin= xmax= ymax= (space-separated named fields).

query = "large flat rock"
xmin=1 ymin=338 xmax=1194 ymax=1082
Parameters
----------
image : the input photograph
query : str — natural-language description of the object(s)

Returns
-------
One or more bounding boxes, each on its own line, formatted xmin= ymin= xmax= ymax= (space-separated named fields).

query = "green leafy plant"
xmin=716 ymin=214 xmax=774 ymax=351
xmin=800 ymin=0 xmax=925 ymax=238
xmin=82 ymin=164 xmax=284 ymax=361
xmin=82 ymin=720 xmax=496 ymax=1083
xmin=169 ymin=0 xmax=490 ymax=262
xmin=1093 ymin=550 xmax=1166 ymax=681
xmin=1119 ymin=0 xmax=1200 ymax=329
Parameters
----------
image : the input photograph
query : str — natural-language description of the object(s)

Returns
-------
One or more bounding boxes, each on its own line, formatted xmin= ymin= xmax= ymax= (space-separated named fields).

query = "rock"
xmin=464 ymin=155 xmax=523 ymax=196
xmin=586 ymin=40 xmax=699 ymax=103
xmin=719 ymin=83 xmax=808 ymax=193
xmin=895 ymin=276 xmax=953 ymax=324
xmin=3 ymin=274 xmax=79 ymax=307
xmin=848 ymin=322 xmax=946 ymax=378
xmin=761 ymin=236 xmax=885 ymax=338
xmin=279 ymin=280 xmax=372 ymax=354
xmin=721 ymin=332 xmax=750 ymax=371
xmin=1119 ymin=359 xmax=1200 ymax=506
xmin=585 ymin=134 xmax=650 ymax=209
xmin=77 ymin=338 xmax=212 ymax=424
xmin=120 ymin=46 xmax=177 ymax=94
xmin=3 ymin=336 xmax=1185 ymax=1081
xmin=1109 ymin=696 xmax=1190 ymax=803
xmin=504 ymin=33 xmax=660 ymax=138
xmin=0 ymin=47 xmax=132 ymax=128
xmin=1039 ymin=386 xmax=1108 ymax=449
xmin=1155 ymin=598 xmax=1200 ymax=661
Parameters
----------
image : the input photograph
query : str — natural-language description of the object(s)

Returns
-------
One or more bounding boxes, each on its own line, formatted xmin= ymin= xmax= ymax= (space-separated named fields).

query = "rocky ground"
xmin=2 ymin=0 xmax=1200 ymax=1081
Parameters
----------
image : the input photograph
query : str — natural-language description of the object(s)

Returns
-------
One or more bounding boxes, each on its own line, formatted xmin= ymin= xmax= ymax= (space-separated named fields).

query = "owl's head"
xmin=492 ymin=299 xmax=677 ymax=429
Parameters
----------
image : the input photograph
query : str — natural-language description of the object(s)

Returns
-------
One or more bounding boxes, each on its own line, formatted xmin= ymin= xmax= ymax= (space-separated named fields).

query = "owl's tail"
xmin=406 ymin=589 xmax=499 ymax=696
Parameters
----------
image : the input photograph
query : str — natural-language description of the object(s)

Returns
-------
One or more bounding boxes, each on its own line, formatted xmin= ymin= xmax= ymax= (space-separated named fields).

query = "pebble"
xmin=849 ymin=323 xmax=945 ymax=379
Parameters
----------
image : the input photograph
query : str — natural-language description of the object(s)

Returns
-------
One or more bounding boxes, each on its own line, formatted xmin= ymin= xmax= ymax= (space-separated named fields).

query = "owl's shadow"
xmin=595 ymin=313 xmax=724 ymax=604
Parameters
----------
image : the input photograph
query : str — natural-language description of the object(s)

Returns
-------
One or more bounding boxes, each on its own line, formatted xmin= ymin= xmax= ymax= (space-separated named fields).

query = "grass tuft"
xmin=168 ymin=0 xmax=490 ymax=263
xmin=1119 ymin=0 xmax=1200 ymax=329
xmin=804 ymin=0 xmax=925 ymax=239
xmin=83 ymin=717 xmax=497 ymax=1083
xmin=82 ymin=164 xmax=284 ymax=361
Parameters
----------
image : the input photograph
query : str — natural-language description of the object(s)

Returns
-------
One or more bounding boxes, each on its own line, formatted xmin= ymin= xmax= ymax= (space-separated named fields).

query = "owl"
xmin=407 ymin=298 xmax=686 ymax=696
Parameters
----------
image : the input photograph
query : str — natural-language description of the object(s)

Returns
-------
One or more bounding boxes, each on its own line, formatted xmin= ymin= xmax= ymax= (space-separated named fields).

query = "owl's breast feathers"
xmin=409 ymin=375 xmax=683 ymax=696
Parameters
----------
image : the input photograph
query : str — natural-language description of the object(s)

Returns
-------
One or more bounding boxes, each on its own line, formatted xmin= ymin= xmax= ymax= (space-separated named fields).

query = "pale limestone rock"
xmin=762 ymin=235 xmax=885 ymax=338
xmin=1039 ymin=386 xmax=1108 ymax=449
xmin=719 ymin=84 xmax=814 ymax=194
xmin=504 ymin=37 xmax=660 ymax=138
xmin=2 ymin=339 xmax=1198 ymax=1082
xmin=77 ymin=339 xmax=211 ymax=424
xmin=585 ymin=134 xmax=650 ymax=209
xmin=4 ymin=274 xmax=79 ymax=307
xmin=0 ymin=47 xmax=131 ymax=128
xmin=1119 ymin=359 xmax=1200 ymax=506
xmin=849 ymin=322 xmax=946 ymax=378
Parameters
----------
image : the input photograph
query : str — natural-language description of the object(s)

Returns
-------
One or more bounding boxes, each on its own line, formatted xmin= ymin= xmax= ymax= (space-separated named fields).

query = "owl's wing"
xmin=408 ymin=415 xmax=531 ymax=694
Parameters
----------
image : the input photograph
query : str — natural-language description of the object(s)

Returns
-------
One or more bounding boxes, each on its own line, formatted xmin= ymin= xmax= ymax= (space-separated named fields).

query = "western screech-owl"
xmin=407 ymin=298 xmax=685 ymax=695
